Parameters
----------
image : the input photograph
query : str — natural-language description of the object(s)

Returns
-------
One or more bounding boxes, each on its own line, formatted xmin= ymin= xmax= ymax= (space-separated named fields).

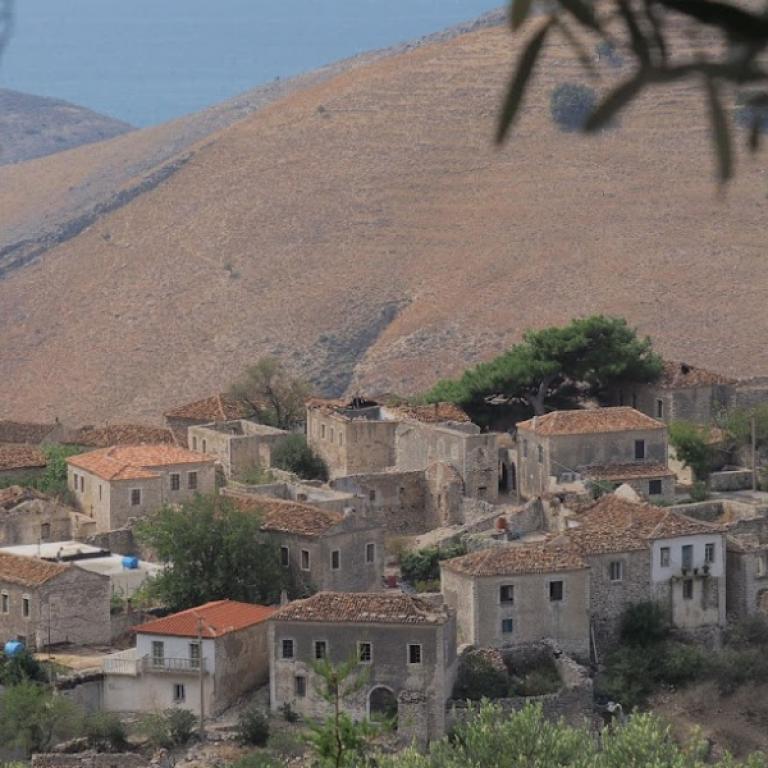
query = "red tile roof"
xmin=232 ymin=497 xmax=343 ymax=537
xmin=272 ymin=591 xmax=450 ymax=625
xmin=658 ymin=361 xmax=733 ymax=389
xmin=517 ymin=407 xmax=664 ymax=436
xmin=0 ymin=445 xmax=47 ymax=472
xmin=70 ymin=424 xmax=176 ymax=448
xmin=0 ymin=485 xmax=48 ymax=510
xmin=0 ymin=550 xmax=70 ymax=587
xmin=134 ymin=600 xmax=276 ymax=638
xmin=164 ymin=394 xmax=253 ymax=422
xmin=67 ymin=444 xmax=213 ymax=481
xmin=583 ymin=462 xmax=674 ymax=481
xmin=442 ymin=543 xmax=587 ymax=577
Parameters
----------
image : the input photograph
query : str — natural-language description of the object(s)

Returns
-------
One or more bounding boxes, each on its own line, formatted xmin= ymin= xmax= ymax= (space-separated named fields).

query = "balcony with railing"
xmin=103 ymin=648 xmax=141 ymax=677
xmin=143 ymin=656 xmax=207 ymax=675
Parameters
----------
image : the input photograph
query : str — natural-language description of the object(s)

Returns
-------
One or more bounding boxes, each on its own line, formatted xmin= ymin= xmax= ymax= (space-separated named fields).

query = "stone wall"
xmin=32 ymin=753 xmax=147 ymax=768
xmin=0 ymin=497 xmax=74 ymax=547
xmin=709 ymin=470 xmax=754 ymax=492
xmin=56 ymin=671 xmax=104 ymax=713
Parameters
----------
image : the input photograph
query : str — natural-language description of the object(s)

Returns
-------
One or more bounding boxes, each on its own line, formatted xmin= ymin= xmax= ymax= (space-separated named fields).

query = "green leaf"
xmin=704 ymin=76 xmax=733 ymax=184
xmin=510 ymin=0 xmax=534 ymax=31
xmin=584 ymin=73 xmax=647 ymax=132
xmin=496 ymin=18 xmax=555 ymax=144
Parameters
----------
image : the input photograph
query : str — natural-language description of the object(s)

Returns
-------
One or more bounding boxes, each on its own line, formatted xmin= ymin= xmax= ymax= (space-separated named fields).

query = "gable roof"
xmin=0 ymin=420 xmax=57 ymax=445
xmin=67 ymin=444 xmax=213 ymax=481
xmin=164 ymin=394 xmax=253 ymax=422
xmin=442 ymin=543 xmax=587 ymax=577
xmin=231 ymin=496 xmax=343 ymax=537
xmin=272 ymin=591 xmax=450 ymax=625
xmin=0 ymin=550 xmax=70 ymax=587
xmin=583 ymin=462 xmax=674 ymax=481
xmin=69 ymin=424 xmax=176 ymax=448
xmin=657 ymin=361 xmax=733 ymax=389
xmin=134 ymin=600 xmax=276 ymax=638
xmin=517 ymin=407 xmax=664 ymax=436
xmin=0 ymin=445 xmax=47 ymax=472
xmin=562 ymin=495 xmax=723 ymax=555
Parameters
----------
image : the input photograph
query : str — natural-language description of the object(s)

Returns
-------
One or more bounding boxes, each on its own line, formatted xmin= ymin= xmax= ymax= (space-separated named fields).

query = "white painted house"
xmin=103 ymin=600 xmax=275 ymax=716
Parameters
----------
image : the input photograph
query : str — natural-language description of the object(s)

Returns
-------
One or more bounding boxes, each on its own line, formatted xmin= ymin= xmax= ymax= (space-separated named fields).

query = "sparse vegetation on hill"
xmin=271 ymin=435 xmax=328 ymax=482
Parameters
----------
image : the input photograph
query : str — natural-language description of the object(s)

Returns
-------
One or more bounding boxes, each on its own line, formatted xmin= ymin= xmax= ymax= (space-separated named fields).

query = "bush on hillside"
xmin=400 ymin=541 xmax=466 ymax=584
xmin=271 ymin=435 xmax=328 ymax=481
xmin=83 ymin=712 xmax=128 ymax=752
xmin=619 ymin=602 xmax=670 ymax=647
xmin=236 ymin=705 xmax=270 ymax=746
xmin=453 ymin=653 xmax=509 ymax=701
xmin=550 ymin=83 xmax=598 ymax=132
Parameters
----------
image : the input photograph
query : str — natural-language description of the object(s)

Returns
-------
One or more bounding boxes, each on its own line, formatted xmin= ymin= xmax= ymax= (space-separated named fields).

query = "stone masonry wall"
xmin=32 ymin=754 xmax=147 ymax=768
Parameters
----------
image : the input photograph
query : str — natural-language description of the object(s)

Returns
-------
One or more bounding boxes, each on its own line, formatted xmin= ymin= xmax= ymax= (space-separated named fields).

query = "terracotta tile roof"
xmin=0 ymin=420 xmax=57 ymax=445
xmin=0 ymin=485 xmax=48 ymax=510
xmin=441 ymin=542 xmax=587 ymax=577
xmin=272 ymin=591 xmax=450 ymax=625
xmin=0 ymin=550 xmax=70 ymax=586
xmin=389 ymin=403 xmax=470 ymax=424
xmin=164 ymin=394 xmax=253 ymax=422
xmin=583 ymin=462 xmax=674 ymax=481
xmin=231 ymin=496 xmax=343 ymax=537
xmin=517 ymin=407 xmax=664 ymax=436
xmin=134 ymin=600 xmax=276 ymax=638
xmin=0 ymin=445 xmax=47 ymax=471
xmin=69 ymin=424 xmax=176 ymax=448
xmin=562 ymin=495 xmax=723 ymax=555
xmin=658 ymin=361 xmax=733 ymax=389
xmin=67 ymin=444 xmax=213 ymax=481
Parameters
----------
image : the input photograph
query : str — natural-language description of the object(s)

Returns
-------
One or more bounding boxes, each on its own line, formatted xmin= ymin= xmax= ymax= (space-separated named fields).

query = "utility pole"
xmin=197 ymin=616 xmax=205 ymax=740
xmin=752 ymin=413 xmax=758 ymax=492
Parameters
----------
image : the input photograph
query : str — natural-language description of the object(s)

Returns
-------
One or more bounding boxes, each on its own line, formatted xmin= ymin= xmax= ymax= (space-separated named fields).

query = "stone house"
xmin=0 ymin=444 xmax=47 ymax=482
xmin=188 ymin=420 xmax=289 ymax=479
xmin=558 ymin=494 xmax=726 ymax=646
xmin=232 ymin=497 xmax=384 ymax=593
xmin=269 ymin=591 xmax=457 ymax=745
xmin=67 ymin=445 xmax=216 ymax=532
xmin=726 ymin=536 xmax=768 ymax=618
xmin=103 ymin=600 xmax=275 ymax=716
xmin=440 ymin=543 xmax=591 ymax=658
xmin=0 ymin=486 xmax=76 ymax=546
xmin=65 ymin=424 xmax=176 ymax=448
xmin=163 ymin=394 xmax=254 ymax=447
xmin=606 ymin=361 xmax=733 ymax=425
xmin=0 ymin=420 xmax=70 ymax=445
xmin=0 ymin=550 xmax=111 ymax=649
xmin=516 ymin=407 xmax=672 ymax=502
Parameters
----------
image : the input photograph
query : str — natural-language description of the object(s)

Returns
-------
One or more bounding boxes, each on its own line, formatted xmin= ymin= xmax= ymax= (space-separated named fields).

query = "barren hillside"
xmin=0 ymin=18 xmax=766 ymax=424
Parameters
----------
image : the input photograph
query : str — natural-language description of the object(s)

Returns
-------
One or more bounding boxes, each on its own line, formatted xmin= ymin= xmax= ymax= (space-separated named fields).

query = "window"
xmin=549 ymin=580 xmax=564 ymax=602
xmin=408 ymin=644 xmax=422 ymax=664
xmin=634 ymin=440 xmax=646 ymax=460
xmin=757 ymin=554 xmax=768 ymax=578
xmin=660 ymin=547 xmax=671 ymax=567
xmin=130 ymin=488 xmax=142 ymax=506
xmin=1 ymin=592 xmax=8 ymax=614
xmin=705 ymin=543 xmax=716 ymax=564
xmin=339 ymin=432 xmax=343 ymax=447
xmin=192 ymin=436 xmax=198 ymax=450
xmin=72 ymin=472 xmax=78 ymax=490
xmin=501 ymin=618 xmax=514 ymax=634
xmin=331 ymin=550 xmax=340 ymax=570
xmin=366 ymin=543 xmax=376 ymax=564
xmin=329 ymin=428 xmax=334 ymax=443
xmin=295 ymin=676 xmax=307 ymax=697
xmin=187 ymin=471 xmax=198 ymax=490
xmin=281 ymin=639 xmax=294 ymax=659
xmin=151 ymin=641 xmax=165 ymax=666
xmin=682 ymin=579 xmax=694 ymax=600
xmin=478 ymin=486 xmax=487 ymax=499
xmin=358 ymin=642 xmax=373 ymax=663
xmin=656 ymin=399 xmax=664 ymax=419
xmin=321 ymin=424 xmax=326 ymax=439
xmin=682 ymin=544 xmax=693 ymax=570
xmin=80 ymin=475 xmax=85 ymax=492
xmin=609 ymin=561 xmax=624 ymax=582
xmin=368 ymin=489 xmax=376 ymax=502
xmin=202 ymin=439 xmax=207 ymax=453
xmin=314 ymin=641 xmax=327 ymax=660
xmin=189 ymin=642 xmax=201 ymax=668
xmin=538 ymin=445 xmax=544 ymax=464
xmin=40 ymin=523 xmax=51 ymax=541
xmin=499 ymin=585 xmax=515 ymax=603
xmin=173 ymin=684 xmax=186 ymax=703
xmin=98 ymin=484 xmax=102 ymax=501
xmin=301 ymin=549 xmax=310 ymax=571
xmin=280 ymin=546 xmax=289 ymax=567
xmin=170 ymin=473 xmax=180 ymax=491
xmin=522 ymin=439 xmax=528 ymax=458
xmin=649 ymin=479 xmax=663 ymax=496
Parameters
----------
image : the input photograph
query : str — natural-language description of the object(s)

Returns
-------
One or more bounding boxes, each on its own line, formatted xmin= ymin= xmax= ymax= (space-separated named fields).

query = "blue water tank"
xmin=121 ymin=556 xmax=140 ymax=570
xmin=4 ymin=640 xmax=24 ymax=657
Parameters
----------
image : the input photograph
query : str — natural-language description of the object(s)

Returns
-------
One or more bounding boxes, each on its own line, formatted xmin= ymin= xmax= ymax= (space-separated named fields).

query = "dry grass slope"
xmin=0 ymin=20 xmax=766 ymax=424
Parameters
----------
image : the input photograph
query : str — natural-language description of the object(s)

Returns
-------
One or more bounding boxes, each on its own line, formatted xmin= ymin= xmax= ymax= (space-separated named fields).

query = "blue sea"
xmin=0 ymin=0 xmax=498 ymax=127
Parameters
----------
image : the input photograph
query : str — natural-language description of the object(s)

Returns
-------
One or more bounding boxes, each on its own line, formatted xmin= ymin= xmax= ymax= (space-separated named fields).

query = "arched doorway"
xmin=369 ymin=686 xmax=398 ymax=726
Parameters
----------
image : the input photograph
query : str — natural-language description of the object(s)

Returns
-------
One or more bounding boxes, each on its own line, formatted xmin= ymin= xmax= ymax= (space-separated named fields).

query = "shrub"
xmin=550 ymin=83 xmax=598 ymax=132
xmin=271 ymin=435 xmax=328 ymax=481
xmin=509 ymin=658 xmax=562 ymax=697
xmin=725 ymin=614 xmax=768 ymax=648
xmin=656 ymin=642 xmax=708 ymax=686
xmin=453 ymin=654 xmax=509 ymax=701
xmin=136 ymin=708 xmax=196 ymax=749
xmin=268 ymin=730 xmax=304 ymax=759
xmin=620 ymin=602 xmax=670 ymax=647
xmin=279 ymin=702 xmax=299 ymax=723
xmin=239 ymin=465 xmax=275 ymax=485
xmin=400 ymin=541 xmax=466 ymax=585
xmin=237 ymin=705 xmax=270 ymax=747
xmin=689 ymin=480 xmax=710 ymax=502
xmin=0 ymin=650 xmax=48 ymax=685
xmin=229 ymin=754 xmax=281 ymax=768
xmin=83 ymin=712 xmax=127 ymax=752
xmin=166 ymin=708 xmax=197 ymax=747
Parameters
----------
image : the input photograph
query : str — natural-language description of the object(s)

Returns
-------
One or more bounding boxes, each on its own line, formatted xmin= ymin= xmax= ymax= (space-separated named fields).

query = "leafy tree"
xmin=669 ymin=422 xmax=713 ymax=481
xmin=83 ymin=711 xmax=128 ymax=752
xmin=400 ymin=541 xmax=466 ymax=584
xmin=0 ymin=682 xmax=82 ymax=756
xmin=230 ymin=357 xmax=311 ymax=430
xmin=136 ymin=708 xmax=196 ymax=749
xmin=306 ymin=658 xmax=377 ymax=768
xmin=721 ymin=404 xmax=768 ymax=451
xmin=135 ymin=494 xmax=286 ymax=611
xmin=550 ymin=83 xmax=598 ymax=131
xmin=496 ymin=0 xmax=768 ymax=184
xmin=452 ymin=652 xmax=509 ymax=701
xmin=0 ymin=443 xmax=86 ymax=500
xmin=426 ymin=315 xmax=661 ymax=416
xmin=0 ymin=649 xmax=48 ymax=686
xmin=620 ymin=602 xmax=670 ymax=647
xmin=271 ymin=434 xmax=328 ymax=481
xmin=236 ymin=704 xmax=270 ymax=746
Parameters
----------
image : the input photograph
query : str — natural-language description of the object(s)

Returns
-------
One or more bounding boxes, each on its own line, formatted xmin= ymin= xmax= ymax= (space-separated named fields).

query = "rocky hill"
xmin=0 ymin=89 xmax=133 ymax=164
xmin=0 ymin=14 xmax=765 ymax=425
